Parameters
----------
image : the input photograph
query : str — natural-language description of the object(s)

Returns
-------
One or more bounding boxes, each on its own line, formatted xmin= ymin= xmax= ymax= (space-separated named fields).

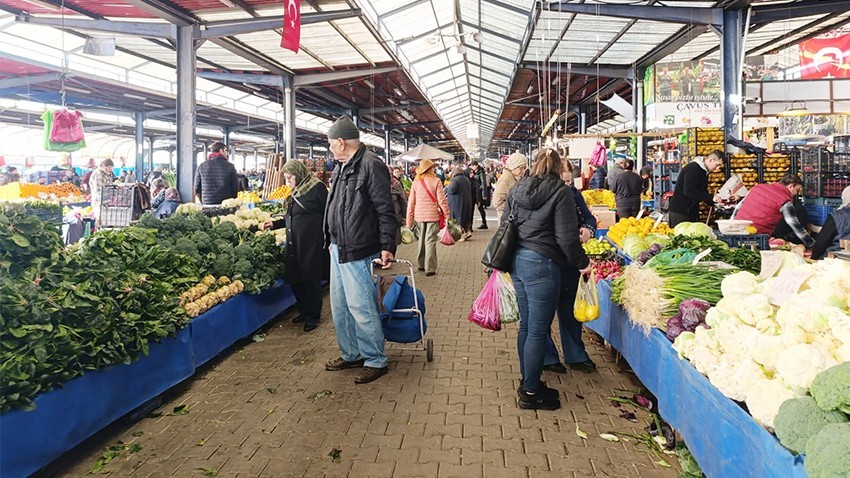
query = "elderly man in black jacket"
xmin=323 ymin=116 xmax=398 ymax=384
xmin=194 ymin=141 xmax=239 ymax=205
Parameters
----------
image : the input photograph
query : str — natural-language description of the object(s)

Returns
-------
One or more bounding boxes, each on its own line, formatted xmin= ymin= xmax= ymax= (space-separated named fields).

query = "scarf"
xmin=281 ymin=159 xmax=322 ymax=210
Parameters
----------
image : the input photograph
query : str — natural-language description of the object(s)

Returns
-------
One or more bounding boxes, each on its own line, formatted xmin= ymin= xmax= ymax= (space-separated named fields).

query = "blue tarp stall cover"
xmin=0 ymin=281 xmax=297 ymax=478
xmin=0 ymin=329 xmax=194 ymax=478
xmin=589 ymin=280 xmax=807 ymax=478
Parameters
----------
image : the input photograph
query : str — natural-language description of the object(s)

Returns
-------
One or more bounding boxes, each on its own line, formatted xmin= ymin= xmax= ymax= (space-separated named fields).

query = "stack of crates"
xmin=804 ymin=197 xmax=841 ymax=227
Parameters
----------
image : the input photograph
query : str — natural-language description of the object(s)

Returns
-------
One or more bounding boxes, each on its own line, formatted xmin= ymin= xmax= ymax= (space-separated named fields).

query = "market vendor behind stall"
xmin=668 ymin=151 xmax=723 ymax=227
xmin=734 ymin=174 xmax=814 ymax=248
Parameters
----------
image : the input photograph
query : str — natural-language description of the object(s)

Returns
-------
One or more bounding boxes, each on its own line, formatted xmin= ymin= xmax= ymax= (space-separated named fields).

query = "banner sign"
xmin=799 ymin=31 xmax=850 ymax=79
xmin=647 ymin=102 xmax=722 ymax=129
xmin=280 ymin=0 xmax=301 ymax=53
xmin=652 ymin=60 xmax=720 ymax=103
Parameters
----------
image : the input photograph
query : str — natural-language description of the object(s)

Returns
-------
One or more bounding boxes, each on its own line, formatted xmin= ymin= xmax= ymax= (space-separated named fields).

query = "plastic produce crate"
xmin=804 ymin=204 xmax=834 ymax=227
xmin=714 ymin=232 xmax=770 ymax=251
xmin=99 ymin=186 xmax=138 ymax=227
xmin=24 ymin=204 xmax=62 ymax=225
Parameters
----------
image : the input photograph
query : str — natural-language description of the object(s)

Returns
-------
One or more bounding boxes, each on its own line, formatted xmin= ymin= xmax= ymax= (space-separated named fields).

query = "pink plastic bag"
xmin=439 ymin=226 xmax=455 ymax=246
xmin=468 ymin=272 xmax=501 ymax=331
xmin=589 ymin=141 xmax=607 ymax=167
xmin=49 ymin=109 xmax=85 ymax=143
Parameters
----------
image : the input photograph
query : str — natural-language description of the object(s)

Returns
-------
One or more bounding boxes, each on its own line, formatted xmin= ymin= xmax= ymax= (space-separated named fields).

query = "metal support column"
xmin=351 ymin=108 xmax=359 ymax=128
xmin=223 ymin=127 xmax=231 ymax=149
xmin=384 ymin=129 xmax=391 ymax=164
xmin=147 ymin=136 xmax=155 ymax=172
xmin=579 ymin=108 xmax=587 ymax=134
xmin=635 ymin=74 xmax=646 ymax=169
xmin=403 ymin=135 xmax=409 ymax=152
xmin=134 ymin=112 xmax=145 ymax=181
xmin=283 ymin=80 xmax=296 ymax=162
xmin=309 ymin=144 xmax=314 ymax=160
xmin=176 ymin=25 xmax=197 ymax=202
xmin=722 ymin=9 xmax=743 ymax=142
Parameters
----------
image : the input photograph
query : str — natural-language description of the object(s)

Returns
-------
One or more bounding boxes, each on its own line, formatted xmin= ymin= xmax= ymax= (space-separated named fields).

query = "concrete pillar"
xmin=635 ymin=73 xmax=646 ymax=169
xmin=134 ymin=112 xmax=145 ymax=181
xmin=176 ymin=25 xmax=197 ymax=202
xmin=308 ymin=144 xmax=314 ymax=160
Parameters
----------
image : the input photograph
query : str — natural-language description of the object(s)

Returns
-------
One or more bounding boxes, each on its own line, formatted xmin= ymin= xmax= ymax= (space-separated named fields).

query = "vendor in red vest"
xmin=734 ymin=174 xmax=814 ymax=247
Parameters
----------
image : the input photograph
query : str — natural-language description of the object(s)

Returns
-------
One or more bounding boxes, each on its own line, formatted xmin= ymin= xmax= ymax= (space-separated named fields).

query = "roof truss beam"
xmin=14 ymin=15 xmax=176 ymax=39
xmin=458 ymin=20 xmax=521 ymax=45
xmin=543 ymin=1 xmax=722 ymax=26
xmin=751 ymin=0 xmax=850 ymax=24
xmin=519 ymin=62 xmax=633 ymax=80
xmin=0 ymin=72 xmax=63 ymax=90
xmin=200 ymin=9 xmax=362 ymax=39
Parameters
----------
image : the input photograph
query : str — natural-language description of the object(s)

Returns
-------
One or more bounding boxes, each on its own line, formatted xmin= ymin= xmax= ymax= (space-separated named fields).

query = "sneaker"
xmin=425 ymin=272 xmax=436 ymax=277
xmin=477 ymin=224 xmax=488 ymax=230
xmin=516 ymin=382 xmax=560 ymax=400
xmin=568 ymin=359 xmax=598 ymax=374
xmin=325 ymin=357 xmax=365 ymax=371
xmin=354 ymin=366 xmax=388 ymax=384
xmin=543 ymin=363 xmax=568 ymax=374
xmin=518 ymin=388 xmax=561 ymax=410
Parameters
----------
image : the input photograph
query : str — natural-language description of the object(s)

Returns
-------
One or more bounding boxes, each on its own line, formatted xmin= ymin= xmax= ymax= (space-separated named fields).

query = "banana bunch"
xmin=268 ymin=184 xmax=293 ymax=200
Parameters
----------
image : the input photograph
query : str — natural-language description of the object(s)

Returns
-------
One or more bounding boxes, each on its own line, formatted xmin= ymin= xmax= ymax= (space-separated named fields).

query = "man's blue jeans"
xmin=510 ymin=247 xmax=562 ymax=393
xmin=544 ymin=266 xmax=591 ymax=365
xmin=329 ymin=244 xmax=387 ymax=368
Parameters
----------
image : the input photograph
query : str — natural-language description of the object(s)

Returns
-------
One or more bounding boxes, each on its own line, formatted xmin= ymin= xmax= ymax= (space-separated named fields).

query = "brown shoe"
xmin=354 ymin=366 xmax=388 ymax=384
xmin=325 ymin=357 xmax=365 ymax=371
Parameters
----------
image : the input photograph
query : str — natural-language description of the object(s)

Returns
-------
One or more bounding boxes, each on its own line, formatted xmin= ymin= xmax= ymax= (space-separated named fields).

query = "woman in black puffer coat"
xmin=503 ymin=149 xmax=591 ymax=411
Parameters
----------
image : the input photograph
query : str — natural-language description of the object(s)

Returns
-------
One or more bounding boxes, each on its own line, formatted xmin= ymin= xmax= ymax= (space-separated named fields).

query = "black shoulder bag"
xmin=481 ymin=195 xmax=518 ymax=272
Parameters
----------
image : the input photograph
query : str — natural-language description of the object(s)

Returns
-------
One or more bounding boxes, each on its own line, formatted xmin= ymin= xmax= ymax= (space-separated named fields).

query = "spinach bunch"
xmin=0 ymin=203 xmax=63 ymax=277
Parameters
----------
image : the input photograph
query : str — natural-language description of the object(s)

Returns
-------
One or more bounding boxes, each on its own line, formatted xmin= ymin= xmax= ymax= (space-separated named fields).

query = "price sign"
xmin=766 ymin=268 xmax=811 ymax=306
xmin=636 ymin=209 xmax=645 ymax=220
xmin=654 ymin=214 xmax=663 ymax=230
xmin=758 ymin=251 xmax=783 ymax=279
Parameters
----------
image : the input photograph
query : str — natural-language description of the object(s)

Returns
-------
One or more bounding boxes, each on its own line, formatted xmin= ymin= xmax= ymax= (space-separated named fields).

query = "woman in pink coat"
xmin=406 ymin=159 xmax=450 ymax=276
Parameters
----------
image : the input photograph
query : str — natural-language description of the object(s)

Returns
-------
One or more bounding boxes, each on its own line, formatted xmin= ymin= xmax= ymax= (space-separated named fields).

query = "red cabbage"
xmin=665 ymin=316 xmax=685 ymax=341
xmin=678 ymin=298 xmax=710 ymax=315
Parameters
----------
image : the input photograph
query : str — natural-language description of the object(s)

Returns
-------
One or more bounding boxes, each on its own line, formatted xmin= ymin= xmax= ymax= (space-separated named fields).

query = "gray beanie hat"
xmin=327 ymin=116 xmax=360 ymax=140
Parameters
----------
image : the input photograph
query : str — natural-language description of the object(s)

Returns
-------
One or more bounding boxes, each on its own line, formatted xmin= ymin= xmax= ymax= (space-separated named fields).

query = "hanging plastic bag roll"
xmin=468 ymin=272 xmax=501 ymax=331
xmin=574 ymin=271 xmax=600 ymax=323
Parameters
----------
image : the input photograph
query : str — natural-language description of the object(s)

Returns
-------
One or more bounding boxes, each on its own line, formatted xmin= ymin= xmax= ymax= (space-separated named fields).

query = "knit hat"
xmin=505 ymin=152 xmax=527 ymax=171
xmin=327 ymin=116 xmax=360 ymax=140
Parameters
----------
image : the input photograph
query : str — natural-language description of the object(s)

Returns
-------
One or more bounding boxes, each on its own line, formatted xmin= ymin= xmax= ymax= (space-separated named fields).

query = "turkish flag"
xmin=280 ymin=0 xmax=301 ymax=53
xmin=799 ymin=32 xmax=850 ymax=79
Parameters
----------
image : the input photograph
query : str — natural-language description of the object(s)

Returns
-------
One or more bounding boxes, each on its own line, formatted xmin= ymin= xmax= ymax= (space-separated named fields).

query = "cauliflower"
xmin=773 ymin=397 xmax=848 ymax=455
xmin=752 ymin=333 xmax=797 ymax=372
xmin=707 ymin=356 xmax=767 ymax=402
xmin=810 ymin=362 xmax=850 ymax=415
xmin=775 ymin=344 xmax=838 ymax=393
xmin=804 ymin=423 xmax=850 ymax=478
xmin=221 ymin=198 xmax=243 ymax=208
xmin=731 ymin=294 xmax=775 ymax=326
xmin=712 ymin=320 xmax=760 ymax=357
xmin=745 ymin=378 xmax=800 ymax=429
xmin=720 ymin=271 xmax=759 ymax=298
xmin=704 ymin=306 xmax=731 ymax=329
xmin=672 ymin=331 xmax=697 ymax=359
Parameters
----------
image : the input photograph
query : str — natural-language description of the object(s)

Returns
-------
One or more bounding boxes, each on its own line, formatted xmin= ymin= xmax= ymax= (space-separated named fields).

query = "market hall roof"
xmin=1 ymin=0 xmax=850 ymax=157
xmin=0 ymin=0 xmax=460 ymax=154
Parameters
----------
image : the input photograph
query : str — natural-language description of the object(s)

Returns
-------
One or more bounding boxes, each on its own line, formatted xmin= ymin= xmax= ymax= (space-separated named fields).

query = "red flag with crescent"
xmin=280 ymin=0 xmax=301 ymax=53
xmin=799 ymin=32 xmax=850 ymax=79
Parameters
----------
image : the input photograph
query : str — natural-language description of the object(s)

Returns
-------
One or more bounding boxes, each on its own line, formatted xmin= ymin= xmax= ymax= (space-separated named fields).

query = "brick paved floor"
xmin=47 ymin=214 xmax=680 ymax=478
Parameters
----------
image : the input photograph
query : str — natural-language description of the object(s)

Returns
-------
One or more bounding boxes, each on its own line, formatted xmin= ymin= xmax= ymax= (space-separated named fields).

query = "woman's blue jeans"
xmin=544 ymin=266 xmax=591 ymax=365
xmin=510 ymin=247 xmax=562 ymax=393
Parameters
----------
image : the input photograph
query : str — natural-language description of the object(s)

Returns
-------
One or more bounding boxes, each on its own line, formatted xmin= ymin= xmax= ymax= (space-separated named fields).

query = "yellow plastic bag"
xmin=574 ymin=272 xmax=600 ymax=323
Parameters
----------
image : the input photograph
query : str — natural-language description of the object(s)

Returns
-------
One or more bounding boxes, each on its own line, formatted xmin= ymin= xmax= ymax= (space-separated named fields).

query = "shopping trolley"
xmin=371 ymin=258 xmax=434 ymax=362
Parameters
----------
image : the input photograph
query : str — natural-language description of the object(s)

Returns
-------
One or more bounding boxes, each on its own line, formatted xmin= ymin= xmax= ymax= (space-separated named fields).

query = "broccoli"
xmin=233 ymin=259 xmax=253 ymax=279
xmin=190 ymin=230 xmax=211 ymax=246
xmin=233 ymin=243 xmax=254 ymax=261
xmin=804 ymin=423 xmax=850 ymax=478
xmin=774 ymin=397 xmax=848 ymax=454
xmin=211 ymin=239 xmax=231 ymax=254
xmin=173 ymin=238 xmax=200 ymax=262
xmin=810 ymin=362 xmax=850 ymax=415
xmin=214 ymin=221 xmax=238 ymax=241
xmin=137 ymin=213 xmax=161 ymax=229
xmin=210 ymin=254 xmax=234 ymax=278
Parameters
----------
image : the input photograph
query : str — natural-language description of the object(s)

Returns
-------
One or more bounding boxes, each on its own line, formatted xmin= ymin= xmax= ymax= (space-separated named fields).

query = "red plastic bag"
xmin=589 ymin=141 xmax=607 ymax=167
xmin=439 ymin=226 xmax=455 ymax=246
xmin=468 ymin=272 xmax=501 ymax=331
xmin=50 ymin=109 xmax=85 ymax=143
